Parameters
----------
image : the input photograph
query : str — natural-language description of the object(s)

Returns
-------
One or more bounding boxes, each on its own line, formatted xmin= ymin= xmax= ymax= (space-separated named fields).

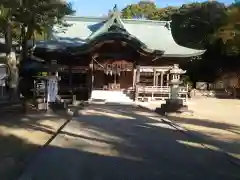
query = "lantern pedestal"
xmin=158 ymin=64 xmax=189 ymax=115
xmin=160 ymin=81 xmax=188 ymax=114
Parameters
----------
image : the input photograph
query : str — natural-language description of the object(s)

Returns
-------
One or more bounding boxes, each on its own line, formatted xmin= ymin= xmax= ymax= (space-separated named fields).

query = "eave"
xmin=67 ymin=32 xmax=164 ymax=57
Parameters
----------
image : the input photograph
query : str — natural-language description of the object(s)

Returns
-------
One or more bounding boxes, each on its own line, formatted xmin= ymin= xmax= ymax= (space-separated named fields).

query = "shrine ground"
xmin=139 ymin=98 xmax=240 ymax=162
xmin=18 ymin=104 xmax=240 ymax=180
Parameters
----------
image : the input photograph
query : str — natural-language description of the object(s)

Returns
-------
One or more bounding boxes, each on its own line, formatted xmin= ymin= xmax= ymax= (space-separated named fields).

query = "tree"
xmin=121 ymin=1 xmax=156 ymax=19
xmin=14 ymin=0 xmax=75 ymax=60
xmin=148 ymin=6 xmax=178 ymax=21
xmin=0 ymin=1 xmax=21 ymax=100
xmin=0 ymin=0 xmax=75 ymax=100
xmin=214 ymin=4 xmax=240 ymax=55
xmin=121 ymin=1 xmax=179 ymax=21
xmin=171 ymin=1 xmax=227 ymax=49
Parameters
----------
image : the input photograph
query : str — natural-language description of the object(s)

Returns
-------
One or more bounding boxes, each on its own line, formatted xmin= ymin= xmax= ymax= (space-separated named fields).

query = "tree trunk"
xmin=5 ymin=19 xmax=19 ymax=101
xmin=20 ymin=25 xmax=28 ymax=61
xmin=21 ymin=24 xmax=34 ymax=61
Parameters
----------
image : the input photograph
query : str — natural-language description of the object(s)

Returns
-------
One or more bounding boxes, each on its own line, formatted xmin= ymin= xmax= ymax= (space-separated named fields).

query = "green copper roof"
xmin=51 ymin=11 xmax=205 ymax=57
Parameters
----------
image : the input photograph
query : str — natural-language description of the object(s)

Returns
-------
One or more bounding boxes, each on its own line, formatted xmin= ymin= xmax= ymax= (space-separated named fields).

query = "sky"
xmin=68 ymin=0 xmax=235 ymax=16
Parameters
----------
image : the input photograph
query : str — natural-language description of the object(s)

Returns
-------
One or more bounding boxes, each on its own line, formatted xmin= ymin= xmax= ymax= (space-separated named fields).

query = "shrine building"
xmin=30 ymin=7 xmax=205 ymax=102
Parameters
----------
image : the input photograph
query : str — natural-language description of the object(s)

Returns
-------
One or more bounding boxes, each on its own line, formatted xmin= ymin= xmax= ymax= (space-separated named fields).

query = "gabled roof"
xmin=87 ymin=11 xmax=126 ymax=40
xmin=51 ymin=8 xmax=205 ymax=57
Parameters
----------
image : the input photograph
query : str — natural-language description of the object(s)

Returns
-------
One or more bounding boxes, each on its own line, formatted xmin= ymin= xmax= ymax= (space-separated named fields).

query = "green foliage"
xmin=148 ymin=6 xmax=178 ymax=21
xmin=0 ymin=0 xmax=75 ymax=52
xmin=121 ymin=1 xmax=240 ymax=82
xmin=15 ymin=0 xmax=74 ymax=37
xmin=121 ymin=1 xmax=156 ymax=19
xmin=214 ymin=4 xmax=240 ymax=54
xmin=37 ymin=72 xmax=47 ymax=77
xmin=171 ymin=1 xmax=227 ymax=49
xmin=181 ymin=74 xmax=193 ymax=88
xmin=121 ymin=1 xmax=178 ymax=20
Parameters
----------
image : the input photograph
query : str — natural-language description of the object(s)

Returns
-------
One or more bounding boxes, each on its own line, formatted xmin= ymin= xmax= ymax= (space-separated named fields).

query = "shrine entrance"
xmin=93 ymin=59 xmax=134 ymax=90
xmin=85 ymin=34 xmax=160 ymax=94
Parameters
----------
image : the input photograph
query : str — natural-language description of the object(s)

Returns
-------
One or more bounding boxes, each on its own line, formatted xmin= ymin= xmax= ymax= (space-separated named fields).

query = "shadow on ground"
xmin=167 ymin=114 xmax=240 ymax=136
xmin=165 ymin=114 xmax=240 ymax=159
xmin=0 ymin=134 xmax=38 ymax=180
xmin=0 ymin=108 xmax=69 ymax=133
xmin=19 ymin=104 xmax=240 ymax=180
xmin=0 ymin=108 xmax=69 ymax=180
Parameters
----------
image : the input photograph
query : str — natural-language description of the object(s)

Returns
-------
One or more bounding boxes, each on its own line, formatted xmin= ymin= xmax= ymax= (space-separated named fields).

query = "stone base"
xmin=37 ymin=103 xmax=48 ymax=110
xmin=157 ymin=99 xmax=189 ymax=115
xmin=67 ymin=103 xmax=85 ymax=117
xmin=36 ymin=102 xmax=66 ymax=111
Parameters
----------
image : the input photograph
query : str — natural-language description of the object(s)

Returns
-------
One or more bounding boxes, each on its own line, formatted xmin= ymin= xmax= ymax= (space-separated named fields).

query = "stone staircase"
xmin=90 ymin=90 xmax=134 ymax=104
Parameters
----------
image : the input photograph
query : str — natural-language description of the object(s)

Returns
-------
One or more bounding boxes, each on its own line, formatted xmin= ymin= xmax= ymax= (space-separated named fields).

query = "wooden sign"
xmin=94 ymin=60 xmax=133 ymax=71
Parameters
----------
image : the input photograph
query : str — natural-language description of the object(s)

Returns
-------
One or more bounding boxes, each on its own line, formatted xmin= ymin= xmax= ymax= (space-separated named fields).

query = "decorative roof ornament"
xmin=113 ymin=4 xmax=118 ymax=12
xmin=112 ymin=4 xmax=121 ymax=16
xmin=108 ymin=4 xmax=120 ymax=17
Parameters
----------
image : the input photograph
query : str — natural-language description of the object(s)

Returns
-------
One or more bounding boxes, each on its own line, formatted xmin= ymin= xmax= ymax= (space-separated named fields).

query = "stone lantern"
xmin=160 ymin=64 xmax=187 ymax=114
xmin=169 ymin=64 xmax=186 ymax=100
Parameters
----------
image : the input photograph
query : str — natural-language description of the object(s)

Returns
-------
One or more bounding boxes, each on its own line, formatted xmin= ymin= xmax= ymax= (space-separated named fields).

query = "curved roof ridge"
xmin=163 ymin=28 xmax=206 ymax=57
xmin=64 ymin=15 xmax=170 ymax=25
xmin=64 ymin=16 xmax=107 ymax=22
xmin=122 ymin=18 xmax=169 ymax=25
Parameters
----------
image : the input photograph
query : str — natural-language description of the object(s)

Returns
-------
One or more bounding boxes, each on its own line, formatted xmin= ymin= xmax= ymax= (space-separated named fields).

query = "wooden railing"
xmin=138 ymin=86 xmax=170 ymax=93
xmin=136 ymin=86 xmax=188 ymax=101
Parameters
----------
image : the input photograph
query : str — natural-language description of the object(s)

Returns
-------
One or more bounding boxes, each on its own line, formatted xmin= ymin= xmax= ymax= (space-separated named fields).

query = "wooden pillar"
xmin=153 ymin=68 xmax=156 ymax=86
xmin=134 ymin=65 xmax=140 ymax=101
xmin=87 ymin=56 xmax=94 ymax=99
xmin=160 ymin=72 xmax=164 ymax=87
xmin=167 ymin=73 xmax=170 ymax=86
xmin=155 ymin=73 xmax=159 ymax=86
xmin=132 ymin=69 xmax=136 ymax=87
xmin=136 ymin=65 xmax=140 ymax=84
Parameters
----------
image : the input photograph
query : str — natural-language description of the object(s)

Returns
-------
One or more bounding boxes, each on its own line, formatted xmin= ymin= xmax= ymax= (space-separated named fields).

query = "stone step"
xmin=91 ymin=90 xmax=133 ymax=103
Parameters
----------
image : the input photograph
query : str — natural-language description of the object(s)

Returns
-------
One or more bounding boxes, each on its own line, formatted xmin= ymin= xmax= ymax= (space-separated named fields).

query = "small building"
xmin=31 ymin=7 xmax=205 ymax=102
